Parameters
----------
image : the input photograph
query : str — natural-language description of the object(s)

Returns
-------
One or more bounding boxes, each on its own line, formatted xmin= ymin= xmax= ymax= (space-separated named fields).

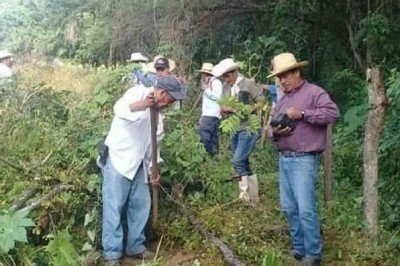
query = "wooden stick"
xmin=160 ymin=185 xmax=245 ymax=266
xmin=9 ymin=187 xmax=39 ymax=211
xmin=150 ymin=107 xmax=159 ymax=227
xmin=188 ymin=91 xmax=203 ymax=115
xmin=19 ymin=184 xmax=73 ymax=212
xmin=323 ymin=124 xmax=333 ymax=207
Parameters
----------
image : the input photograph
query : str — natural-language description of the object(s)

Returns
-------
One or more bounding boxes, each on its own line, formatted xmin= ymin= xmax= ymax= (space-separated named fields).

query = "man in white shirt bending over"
xmin=197 ymin=62 xmax=222 ymax=155
xmin=100 ymin=76 xmax=185 ymax=265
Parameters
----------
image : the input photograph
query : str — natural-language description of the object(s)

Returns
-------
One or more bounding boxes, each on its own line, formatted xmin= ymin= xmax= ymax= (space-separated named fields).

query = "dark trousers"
xmin=198 ymin=116 xmax=220 ymax=155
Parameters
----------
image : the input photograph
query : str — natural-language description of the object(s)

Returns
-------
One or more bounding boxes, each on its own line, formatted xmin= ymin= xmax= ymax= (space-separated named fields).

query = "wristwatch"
xmin=301 ymin=110 xmax=305 ymax=119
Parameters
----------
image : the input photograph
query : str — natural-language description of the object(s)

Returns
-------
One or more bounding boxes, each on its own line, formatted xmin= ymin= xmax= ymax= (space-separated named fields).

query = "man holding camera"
xmin=269 ymin=53 xmax=339 ymax=265
xmin=213 ymin=58 xmax=266 ymax=204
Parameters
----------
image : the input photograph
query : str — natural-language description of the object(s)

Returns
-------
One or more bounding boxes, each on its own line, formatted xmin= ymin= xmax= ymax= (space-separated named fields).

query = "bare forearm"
xmin=129 ymin=100 xmax=148 ymax=112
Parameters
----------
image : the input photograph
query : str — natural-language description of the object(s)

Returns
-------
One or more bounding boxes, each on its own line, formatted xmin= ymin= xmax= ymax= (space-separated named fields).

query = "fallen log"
xmin=160 ymin=185 xmax=245 ymax=266
xmin=9 ymin=187 xmax=39 ymax=211
xmin=19 ymin=184 xmax=74 ymax=212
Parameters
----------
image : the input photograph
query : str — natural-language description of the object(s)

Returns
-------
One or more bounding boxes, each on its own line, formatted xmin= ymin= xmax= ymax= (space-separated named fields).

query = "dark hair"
xmin=155 ymin=57 xmax=169 ymax=69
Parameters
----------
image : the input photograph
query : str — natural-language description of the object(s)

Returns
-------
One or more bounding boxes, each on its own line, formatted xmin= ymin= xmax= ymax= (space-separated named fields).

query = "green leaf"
xmin=84 ymin=213 xmax=93 ymax=227
xmin=81 ymin=242 xmax=93 ymax=251
xmin=87 ymin=230 xmax=96 ymax=242
xmin=46 ymin=231 xmax=78 ymax=266
xmin=0 ymin=211 xmax=34 ymax=254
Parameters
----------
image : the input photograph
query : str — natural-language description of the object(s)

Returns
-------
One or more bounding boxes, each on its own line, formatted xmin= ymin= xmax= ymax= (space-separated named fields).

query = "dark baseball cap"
xmin=154 ymin=57 xmax=170 ymax=69
xmin=155 ymin=76 xmax=186 ymax=100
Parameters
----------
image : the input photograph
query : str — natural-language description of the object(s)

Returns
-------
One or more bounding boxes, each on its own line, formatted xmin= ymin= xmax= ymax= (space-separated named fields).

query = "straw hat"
xmin=0 ymin=51 xmax=13 ymax=60
xmin=267 ymin=53 xmax=308 ymax=78
xmin=126 ymin=52 xmax=149 ymax=62
xmin=143 ymin=62 xmax=156 ymax=74
xmin=196 ymin=62 xmax=214 ymax=75
xmin=212 ymin=58 xmax=238 ymax=77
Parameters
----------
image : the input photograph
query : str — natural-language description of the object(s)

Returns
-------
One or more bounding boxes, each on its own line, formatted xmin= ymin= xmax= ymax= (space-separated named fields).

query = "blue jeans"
xmin=198 ymin=116 xmax=220 ymax=155
xmin=231 ymin=129 xmax=259 ymax=176
xmin=101 ymin=158 xmax=151 ymax=260
xmin=279 ymin=154 xmax=322 ymax=260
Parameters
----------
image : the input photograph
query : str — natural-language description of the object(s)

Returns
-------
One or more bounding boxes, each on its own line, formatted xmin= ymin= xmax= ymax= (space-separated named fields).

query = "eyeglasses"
xmin=156 ymin=67 xmax=166 ymax=72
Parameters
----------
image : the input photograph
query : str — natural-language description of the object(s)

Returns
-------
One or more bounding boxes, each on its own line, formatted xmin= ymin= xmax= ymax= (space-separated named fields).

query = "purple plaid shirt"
xmin=274 ymin=81 xmax=340 ymax=152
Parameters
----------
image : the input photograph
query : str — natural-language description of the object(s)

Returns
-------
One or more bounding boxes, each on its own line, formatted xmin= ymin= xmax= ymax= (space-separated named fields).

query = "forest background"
xmin=1 ymin=0 xmax=400 ymax=265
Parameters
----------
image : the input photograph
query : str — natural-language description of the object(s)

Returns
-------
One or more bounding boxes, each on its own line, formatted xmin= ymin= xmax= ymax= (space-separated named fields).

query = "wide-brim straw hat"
xmin=196 ymin=62 xmax=214 ymax=75
xmin=126 ymin=52 xmax=149 ymax=62
xmin=267 ymin=52 xmax=308 ymax=78
xmin=0 ymin=51 xmax=13 ymax=60
xmin=212 ymin=58 xmax=238 ymax=77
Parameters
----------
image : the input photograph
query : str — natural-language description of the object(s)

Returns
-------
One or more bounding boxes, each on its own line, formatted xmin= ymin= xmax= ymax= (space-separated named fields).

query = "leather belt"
xmin=279 ymin=151 xmax=319 ymax=157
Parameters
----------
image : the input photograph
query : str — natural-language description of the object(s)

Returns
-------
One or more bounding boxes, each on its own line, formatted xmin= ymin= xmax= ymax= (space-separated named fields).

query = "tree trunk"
xmin=363 ymin=68 xmax=388 ymax=238
xmin=323 ymin=124 xmax=333 ymax=206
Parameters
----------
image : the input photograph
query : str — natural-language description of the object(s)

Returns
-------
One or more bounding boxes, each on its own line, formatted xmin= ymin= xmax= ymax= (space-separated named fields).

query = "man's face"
xmin=154 ymin=88 xmax=175 ymax=108
xmin=222 ymin=70 xmax=238 ymax=86
xmin=156 ymin=67 xmax=171 ymax=77
xmin=201 ymin=73 xmax=211 ymax=83
xmin=277 ymin=69 xmax=302 ymax=93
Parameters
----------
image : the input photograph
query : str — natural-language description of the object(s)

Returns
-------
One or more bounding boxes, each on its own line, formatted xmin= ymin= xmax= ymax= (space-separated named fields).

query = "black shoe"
xmin=291 ymin=249 xmax=304 ymax=261
xmin=133 ymin=249 xmax=155 ymax=260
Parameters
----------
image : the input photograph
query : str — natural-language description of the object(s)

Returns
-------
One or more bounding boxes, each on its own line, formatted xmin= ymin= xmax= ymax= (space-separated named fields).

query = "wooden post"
xmin=323 ymin=124 xmax=333 ymax=207
xmin=363 ymin=68 xmax=387 ymax=238
xmin=150 ymin=107 xmax=160 ymax=227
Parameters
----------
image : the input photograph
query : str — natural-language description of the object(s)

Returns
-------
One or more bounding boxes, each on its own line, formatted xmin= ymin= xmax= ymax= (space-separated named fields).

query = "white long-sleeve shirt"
xmin=104 ymin=84 xmax=164 ymax=181
xmin=201 ymin=77 xmax=223 ymax=117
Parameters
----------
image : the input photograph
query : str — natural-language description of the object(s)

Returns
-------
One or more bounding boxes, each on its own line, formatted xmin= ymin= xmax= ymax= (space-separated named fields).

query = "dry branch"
xmin=19 ymin=184 xmax=74 ymax=212
xmin=9 ymin=187 xmax=39 ymax=211
xmin=160 ymin=186 xmax=245 ymax=266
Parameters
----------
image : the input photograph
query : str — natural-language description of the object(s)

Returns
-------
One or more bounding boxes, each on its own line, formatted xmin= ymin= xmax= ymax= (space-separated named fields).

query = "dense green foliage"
xmin=1 ymin=0 xmax=400 ymax=265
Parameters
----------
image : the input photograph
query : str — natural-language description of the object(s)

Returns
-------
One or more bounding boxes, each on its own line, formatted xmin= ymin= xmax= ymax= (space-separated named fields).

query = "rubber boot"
xmin=248 ymin=174 xmax=259 ymax=204
xmin=238 ymin=175 xmax=250 ymax=201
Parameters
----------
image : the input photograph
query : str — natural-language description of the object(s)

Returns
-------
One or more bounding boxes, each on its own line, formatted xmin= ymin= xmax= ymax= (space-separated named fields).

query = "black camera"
xmin=270 ymin=113 xmax=296 ymax=130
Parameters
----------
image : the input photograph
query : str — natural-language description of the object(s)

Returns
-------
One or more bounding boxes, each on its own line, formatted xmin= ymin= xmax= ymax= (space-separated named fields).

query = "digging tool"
xmin=150 ymin=106 xmax=160 ymax=227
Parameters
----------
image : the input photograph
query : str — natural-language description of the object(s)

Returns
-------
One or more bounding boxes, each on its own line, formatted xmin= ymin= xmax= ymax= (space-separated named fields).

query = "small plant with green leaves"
xmin=219 ymin=96 xmax=261 ymax=136
xmin=0 ymin=210 xmax=35 ymax=254
xmin=46 ymin=231 xmax=79 ymax=266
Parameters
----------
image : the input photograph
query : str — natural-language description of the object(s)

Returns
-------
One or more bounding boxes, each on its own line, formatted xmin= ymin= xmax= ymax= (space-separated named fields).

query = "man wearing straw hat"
xmin=269 ymin=52 xmax=339 ymax=265
xmin=197 ymin=62 xmax=223 ymax=155
xmin=0 ymin=51 xmax=14 ymax=78
xmin=213 ymin=58 xmax=266 ymax=204
xmin=126 ymin=52 xmax=157 ymax=87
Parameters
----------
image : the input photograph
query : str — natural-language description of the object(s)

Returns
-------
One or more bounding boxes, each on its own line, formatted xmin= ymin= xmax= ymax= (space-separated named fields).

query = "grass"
xmin=1 ymin=64 xmax=399 ymax=265
xmin=17 ymin=62 xmax=106 ymax=95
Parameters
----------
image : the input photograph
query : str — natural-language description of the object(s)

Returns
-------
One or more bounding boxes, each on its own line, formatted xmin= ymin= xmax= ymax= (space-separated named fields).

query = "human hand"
xmin=272 ymin=125 xmax=292 ymax=136
xmin=220 ymin=107 xmax=234 ymax=118
xmin=145 ymin=92 xmax=157 ymax=108
xmin=150 ymin=172 xmax=161 ymax=186
xmin=286 ymin=107 xmax=302 ymax=120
